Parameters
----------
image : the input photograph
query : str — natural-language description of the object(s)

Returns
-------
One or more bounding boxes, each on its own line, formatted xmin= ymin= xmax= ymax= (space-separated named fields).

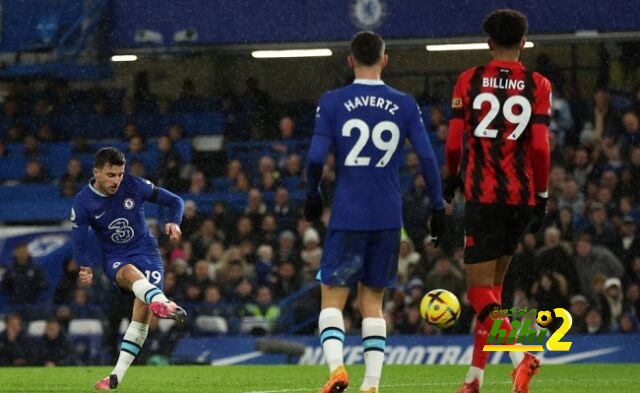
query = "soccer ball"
xmin=420 ymin=289 xmax=461 ymax=329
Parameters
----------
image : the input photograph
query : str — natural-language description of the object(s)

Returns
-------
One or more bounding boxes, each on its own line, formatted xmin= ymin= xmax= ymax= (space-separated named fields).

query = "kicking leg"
xmin=359 ymin=285 xmax=385 ymax=393
xmin=118 ymin=264 xmax=186 ymax=324
xmin=318 ymin=284 xmax=350 ymax=393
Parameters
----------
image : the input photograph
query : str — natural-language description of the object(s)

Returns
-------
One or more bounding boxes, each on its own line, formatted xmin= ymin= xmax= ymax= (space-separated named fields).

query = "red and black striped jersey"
xmin=446 ymin=59 xmax=551 ymax=206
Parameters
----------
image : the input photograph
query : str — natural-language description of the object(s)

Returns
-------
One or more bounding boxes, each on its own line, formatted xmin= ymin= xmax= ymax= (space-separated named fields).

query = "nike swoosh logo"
xmin=537 ymin=346 xmax=623 ymax=364
xmin=95 ymin=212 xmax=106 ymax=219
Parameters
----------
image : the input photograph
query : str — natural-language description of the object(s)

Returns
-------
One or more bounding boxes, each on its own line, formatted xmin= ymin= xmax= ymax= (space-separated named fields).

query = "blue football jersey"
xmin=312 ymin=79 xmax=443 ymax=230
xmin=71 ymin=174 xmax=161 ymax=266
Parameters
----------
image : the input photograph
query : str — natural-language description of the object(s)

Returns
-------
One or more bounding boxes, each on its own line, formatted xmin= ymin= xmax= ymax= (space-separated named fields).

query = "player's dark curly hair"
xmin=483 ymin=9 xmax=528 ymax=48
xmin=350 ymin=31 xmax=385 ymax=66
xmin=94 ymin=147 xmax=126 ymax=169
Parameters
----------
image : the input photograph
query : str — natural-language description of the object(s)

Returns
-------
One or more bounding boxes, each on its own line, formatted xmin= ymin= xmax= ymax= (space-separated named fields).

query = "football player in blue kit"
xmin=305 ymin=31 xmax=445 ymax=393
xmin=71 ymin=147 xmax=185 ymax=390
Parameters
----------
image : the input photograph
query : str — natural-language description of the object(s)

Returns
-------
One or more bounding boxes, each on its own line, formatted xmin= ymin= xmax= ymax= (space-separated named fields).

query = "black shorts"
xmin=463 ymin=202 xmax=533 ymax=264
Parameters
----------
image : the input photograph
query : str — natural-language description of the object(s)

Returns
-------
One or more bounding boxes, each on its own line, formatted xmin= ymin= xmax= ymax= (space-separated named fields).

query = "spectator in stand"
xmin=617 ymin=167 xmax=638 ymax=200
xmin=155 ymin=96 xmax=172 ymax=114
xmin=271 ymin=116 xmax=297 ymax=156
xmin=260 ymin=172 xmax=280 ymax=192
xmin=534 ymin=227 xmax=580 ymax=293
xmin=618 ymin=313 xmax=639 ymax=333
xmin=23 ymin=134 xmax=40 ymax=156
xmin=180 ymin=200 xmax=202 ymax=240
xmin=53 ymin=258 xmax=79 ymax=305
xmin=0 ymin=244 xmax=48 ymax=304
xmin=122 ymin=123 xmax=139 ymax=139
xmin=127 ymin=134 xmax=146 ymax=155
xmin=231 ymin=170 xmax=250 ymax=193
xmin=233 ymin=278 xmax=254 ymax=304
xmin=229 ymin=215 xmax=258 ymax=247
xmin=625 ymin=283 xmax=640 ymax=317
xmin=403 ymin=174 xmax=432 ymax=248
xmin=574 ymin=234 xmax=624 ymax=299
xmin=168 ymin=124 xmax=186 ymax=142
xmin=245 ymin=188 xmax=268 ymax=227
xmin=282 ymin=153 xmax=303 ymax=178
xmin=226 ymin=159 xmax=244 ymax=184
xmin=621 ymin=110 xmax=640 ymax=149
xmin=402 ymin=150 xmax=420 ymax=175
xmin=187 ymin=170 xmax=209 ymax=195
xmin=38 ymin=319 xmax=74 ymax=366
xmin=71 ymin=135 xmax=91 ymax=154
xmin=33 ymin=97 xmax=53 ymax=117
xmin=255 ymin=245 xmax=275 ymax=287
xmin=69 ymin=288 xmax=104 ymax=319
xmin=157 ymin=135 xmax=183 ymax=191
xmin=548 ymin=165 xmax=567 ymax=198
xmin=212 ymin=201 xmax=236 ymax=237
xmin=586 ymin=308 xmax=608 ymax=334
xmin=188 ymin=260 xmax=215 ymax=301
xmin=630 ymin=146 xmax=640 ymax=181
xmin=589 ymin=87 xmax=621 ymax=140
xmin=189 ymin=218 xmax=225 ymax=260
xmin=555 ymin=207 xmax=575 ymax=242
xmin=272 ymin=187 xmax=298 ymax=231
xmin=36 ymin=124 xmax=57 ymax=143
xmin=195 ymin=285 xmax=231 ymax=319
xmin=128 ymin=160 xmax=155 ymax=184
xmin=6 ymin=123 xmax=25 ymax=143
xmin=557 ymin=177 xmax=584 ymax=217
xmin=584 ymin=203 xmax=618 ymax=250
xmin=3 ymin=98 xmax=21 ymax=120
xmin=257 ymin=156 xmax=278 ymax=180
xmin=397 ymin=236 xmax=421 ymax=285
xmin=300 ymin=227 xmax=322 ymax=266
xmin=549 ymin=87 xmax=574 ymax=147
xmin=258 ymin=215 xmax=279 ymax=250
xmin=0 ymin=313 xmax=30 ymax=366
xmin=272 ymin=260 xmax=301 ymax=300
xmin=572 ymin=147 xmax=594 ymax=189
xmin=603 ymin=277 xmax=625 ymax=331
xmin=163 ymin=270 xmax=185 ymax=304
xmin=615 ymin=216 xmax=640 ymax=268
xmin=276 ymin=230 xmax=298 ymax=265
xmin=568 ymin=295 xmax=590 ymax=334
xmin=425 ymin=257 xmax=465 ymax=297
xmin=531 ymin=271 xmax=570 ymax=316
xmin=61 ymin=158 xmax=87 ymax=189
xmin=241 ymin=286 xmax=281 ymax=333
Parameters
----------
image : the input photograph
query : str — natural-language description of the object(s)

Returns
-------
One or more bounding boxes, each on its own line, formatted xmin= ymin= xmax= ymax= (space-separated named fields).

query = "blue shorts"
xmin=318 ymin=229 xmax=400 ymax=289
xmin=104 ymin=253 xmax=164 ymax=290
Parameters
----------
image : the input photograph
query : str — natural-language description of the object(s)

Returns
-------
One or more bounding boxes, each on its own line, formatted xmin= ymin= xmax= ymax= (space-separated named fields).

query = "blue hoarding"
xmin=172 ymin=334 xmax=640 ymax=365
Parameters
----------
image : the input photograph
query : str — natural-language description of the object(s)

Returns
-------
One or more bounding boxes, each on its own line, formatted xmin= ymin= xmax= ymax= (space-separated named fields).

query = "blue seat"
xmin=0 ymin=156 xmax=27 ymax=180
xmin=0 ymin=184 xmax=60 ymax=201
xmin=280 ymin=176 xmax=302 ymax=191
xmin=174 ymin=111 xmax=224 ymax=135
xmin=211 ymin=177 xmax=232 ymax=192
xmin=173 ymin=139 xmax=192 ymax=163
xmin=0 ymin=197 xmax=71 ymax=221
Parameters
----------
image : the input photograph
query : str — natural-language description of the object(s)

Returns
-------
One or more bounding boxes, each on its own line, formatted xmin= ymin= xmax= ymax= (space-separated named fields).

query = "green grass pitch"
xmin=1 ymin=364 xmax=639 ymax=392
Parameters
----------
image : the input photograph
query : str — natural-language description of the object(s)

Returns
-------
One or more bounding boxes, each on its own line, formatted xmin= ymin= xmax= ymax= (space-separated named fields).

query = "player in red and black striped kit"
xmin=443 ymin=9 xmax=550 ymax=393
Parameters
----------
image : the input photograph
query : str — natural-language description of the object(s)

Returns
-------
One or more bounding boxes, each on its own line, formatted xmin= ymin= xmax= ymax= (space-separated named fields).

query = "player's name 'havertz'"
xmin=482 ymin=77 xmax=526 ymax=90
xmin=343 ymin=96 xmax=399 ymax=115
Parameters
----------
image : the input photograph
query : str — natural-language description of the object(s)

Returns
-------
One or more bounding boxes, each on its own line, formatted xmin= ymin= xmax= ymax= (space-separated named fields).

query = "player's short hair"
xmin=94 ymin=147 xmax=126 ymax=169
xmin=350 ymin=31 xmax=385 ymax=66
xmin=483 ymin=9 xmax=528 ymax=48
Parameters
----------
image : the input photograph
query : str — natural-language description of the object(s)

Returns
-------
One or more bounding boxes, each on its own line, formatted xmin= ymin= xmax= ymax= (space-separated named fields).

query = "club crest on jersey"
xmin=124 ymin=198 xmax=135 ymax=209
xmin=350 ymin=0 xmax=387 ymax=29
xmin=452 ymin=97 xmax=462 ymax=108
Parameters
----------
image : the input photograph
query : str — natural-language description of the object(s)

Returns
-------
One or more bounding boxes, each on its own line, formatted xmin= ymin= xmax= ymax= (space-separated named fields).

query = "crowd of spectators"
xmin=2 ymin=56 xmax=640 ymax=366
